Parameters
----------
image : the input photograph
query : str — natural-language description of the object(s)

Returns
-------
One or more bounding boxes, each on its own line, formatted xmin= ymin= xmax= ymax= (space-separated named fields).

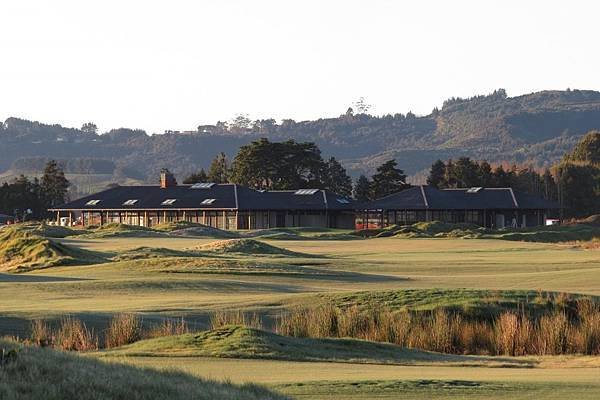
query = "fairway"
xmin=2 ymin=232 xmax=600 ymax=399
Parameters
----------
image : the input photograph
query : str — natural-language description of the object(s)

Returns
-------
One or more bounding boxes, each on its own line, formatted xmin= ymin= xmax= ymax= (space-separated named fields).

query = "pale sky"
xmin=1 ymin=0 xmax=599 ymax=134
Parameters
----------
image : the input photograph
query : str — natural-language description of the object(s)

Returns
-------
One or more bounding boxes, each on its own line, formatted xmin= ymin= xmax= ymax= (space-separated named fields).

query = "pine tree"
xmin=370 ymin=160 xmax=408 ymax=199
xmin=41 ymin=160 xmax=69 ymax=207
xmin=353 ymin=175 xmax=371 ymax=202
xmin=323 ymin=157 xmax=352 ymax=197
xmin=426 ymin=160 xmax=446 ymax=188
xmin=207 ymin=152 xmax=230 ymax=183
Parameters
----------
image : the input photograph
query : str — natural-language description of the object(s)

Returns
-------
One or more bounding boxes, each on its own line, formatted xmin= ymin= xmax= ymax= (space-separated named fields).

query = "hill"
xmin=0 ymin=339 xmax=287 ymax=400
xmin=2 ymin=89 xmax=600 ymax=193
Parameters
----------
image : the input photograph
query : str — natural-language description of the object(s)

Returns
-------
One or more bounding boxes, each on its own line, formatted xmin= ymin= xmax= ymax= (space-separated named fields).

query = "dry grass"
xmin=210 ymin=310 xmax=263 ymax=330
xmin=146 ymin=317 xmax=189 ymax=338
xmin=104 ymin=313 xmax=143 ymax=348
xmin=55 ymin=317 xmax=98 ymax=351
xmin=276 ymin=299 xmax=600 ymax=356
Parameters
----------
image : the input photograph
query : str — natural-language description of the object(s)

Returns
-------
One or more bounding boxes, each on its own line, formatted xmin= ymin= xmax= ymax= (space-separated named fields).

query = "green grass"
xmin=319 ymin=288 xmax=596 ymax=318
xmin=197 ymin=238 xmax=311 ymax=257
xmin=0 ymin=339 xmax=287 ymax=400
xmin=99 ymin=325 xmax=529 ymax=367
xmin=274 ymin=380 xmax=600 ymax=399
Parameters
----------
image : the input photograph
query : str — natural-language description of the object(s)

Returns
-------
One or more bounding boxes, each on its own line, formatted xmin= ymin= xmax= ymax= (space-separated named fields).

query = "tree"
xmin=81 ymin=122 xmax=98 ymax=134
xmin=352 ymin=97 xmax=372 ymax=114
xmin=41 ymin=160 xmax=70 ymax=208
xmin=564 ymin=131 xmax=600 ymax=164
xmin=427 ymin=160 xmax=446 ymax=188
xmin=353 ymin=175 xmax=371 ymax=202
xmin=370 ymin=160 xmax=408 ymax=199
xmin=323 ymin=157 xmax=352 ymax=197
xmin=230 ymin=138 xmax=325 ymax=190
xmin=452 ymin=157 xmax=481 ymax=187
xmin=183 ymin=169 xmax=208 ymax=184
xmin=207 ymin=152 xmax=230 ymax=183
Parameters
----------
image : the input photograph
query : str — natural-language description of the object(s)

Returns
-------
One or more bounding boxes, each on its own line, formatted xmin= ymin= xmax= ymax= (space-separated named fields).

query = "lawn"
xmin=1 ymin=230 xmax=599 ymax=399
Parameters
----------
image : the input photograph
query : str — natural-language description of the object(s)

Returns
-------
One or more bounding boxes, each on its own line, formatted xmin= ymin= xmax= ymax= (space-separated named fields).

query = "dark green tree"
xmin=370 ymin=160 xmax=408 ymax=199
xmin=230 ymin=138 xmax=325 ymax=190
xmin=41 ymin=160 xmax=70 ymax=208
xmin=353 ymin=175 xmax=371 ymax=202
xmin=323 ymin=157 xmax=352 ymax=196
xmin=183 ymin=169 xmax=208 ymax=184
xmin=426 ymin=159 xmax=446 ymax=188
xmin=207 ymin=152 xmax=230 ymax=183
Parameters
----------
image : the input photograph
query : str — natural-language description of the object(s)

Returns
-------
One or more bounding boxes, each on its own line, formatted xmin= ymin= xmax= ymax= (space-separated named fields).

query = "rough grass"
xmin=80 ymin=223 xmax=167 ymax=238
xmin=111 ymin=247 xmax=198 ymax=261
xmin=0 ymin=227 xmax=104 ymax=272
xmin=154 ymin=221 xmax=241 ymax=238
xmin=0 ymin=339 xmax=287 ymax=400
xmin=319 ymin=289 xmax=593 ymax=318
xmin=8 ymin=222 xmax=84 ymax=238
xmin=196 ymin=238 xmax=308 ymax=257
xmin=98 ymin=325 xmax=528 ymax=367
xmin=354 ymin=221 xmax=600 ymax=243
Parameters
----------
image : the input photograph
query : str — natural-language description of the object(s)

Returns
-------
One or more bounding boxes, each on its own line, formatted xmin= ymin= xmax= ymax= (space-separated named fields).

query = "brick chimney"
xmin=160 ymin=169 xmax=177 ymax=188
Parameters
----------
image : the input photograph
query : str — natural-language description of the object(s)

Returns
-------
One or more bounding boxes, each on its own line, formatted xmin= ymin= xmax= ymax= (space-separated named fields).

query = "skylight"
xmin=122 ymin=199 xmax=138 ymax=206
xmin=201 ymin=198 xmax=216 ymax=205
xmin=85 ymin=200 xmax=101 ymax=206
xmin=336 ymin=198 xmax=350 ymax=204
xmin=161 ymin=199 xmax=177 ymax=205
xmin=294 ymin=189 xmax=319 ymax=195
xmin=466 ymin=187 xmax=483 ymax=193
xmin=190 ymin=182 xmax=215 ymax=189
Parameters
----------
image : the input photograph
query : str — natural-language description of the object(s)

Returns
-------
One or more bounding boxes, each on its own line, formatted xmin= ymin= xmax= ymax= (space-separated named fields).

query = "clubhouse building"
xmin=50 ymin=171 xmax=559 ymax=230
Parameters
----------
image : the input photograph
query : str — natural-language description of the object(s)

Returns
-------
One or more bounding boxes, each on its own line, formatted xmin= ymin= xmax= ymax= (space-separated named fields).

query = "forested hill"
xmin=2 ymin=89 xmax=600 ymax=191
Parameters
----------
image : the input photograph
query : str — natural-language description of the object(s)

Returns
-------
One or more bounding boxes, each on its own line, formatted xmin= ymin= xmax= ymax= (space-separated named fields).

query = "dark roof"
xmin=51 ymin=184 xmax=356 ymax=211
xmin=363 ymin=186 xmax=559 ymax=210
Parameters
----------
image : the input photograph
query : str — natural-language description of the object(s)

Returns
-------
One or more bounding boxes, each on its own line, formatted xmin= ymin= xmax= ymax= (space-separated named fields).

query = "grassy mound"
xmin=0 ymin=227 xmax=104 ymax=272
xmin=8 ymin=222 xmax=84 ymax=238
xmin=81 ymin=223 xmax=166 ymax=238
xmin=111 ymin=247 xmax=198 ymax=261
xmin=162 ymin=222 xmax=241 ymax=238
xmin=0 ymin=340 xmax=286 ymax=400
xmin=197 ymin=239 xmax=307 ymax=256
xmin=489 ymin=224 xmax=600 ymax=243
xmin=100 ymin=326 xmax=526 ymax=367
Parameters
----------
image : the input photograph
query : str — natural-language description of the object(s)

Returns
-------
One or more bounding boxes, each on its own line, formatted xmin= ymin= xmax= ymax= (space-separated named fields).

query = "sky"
xmin=1 ymin=0 xmax=599 ymax=134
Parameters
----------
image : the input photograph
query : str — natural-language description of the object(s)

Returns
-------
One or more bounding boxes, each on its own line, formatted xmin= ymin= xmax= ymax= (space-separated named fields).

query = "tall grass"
xmin=147 ymin=317 xmax=189 ymax=338
xmin=105 ymin=313 xmax=143 ymax=348
xmin=210 ymin=310 xmax=263 ymax=330
xmin=276 ymin=299 xmax=600 ymax=356
xmin=55 ymin=317 xmax=98 ymax=351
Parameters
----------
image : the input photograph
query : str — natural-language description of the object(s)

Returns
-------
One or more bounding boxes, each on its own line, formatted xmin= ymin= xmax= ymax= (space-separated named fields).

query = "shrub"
xmin=30 ymin=320 xmax=52 ymax=347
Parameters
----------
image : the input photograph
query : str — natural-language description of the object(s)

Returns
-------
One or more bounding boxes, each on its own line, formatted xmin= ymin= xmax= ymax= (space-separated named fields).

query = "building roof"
xmin=50 ymin=184 xmax=356 ymax=212
xmin=362 ymin=186 xmax=559 ymax=210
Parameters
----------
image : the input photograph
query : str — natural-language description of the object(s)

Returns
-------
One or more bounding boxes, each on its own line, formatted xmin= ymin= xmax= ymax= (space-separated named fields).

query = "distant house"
xmin=356 ymin=186 xmax=560 ymax=229
xmin=49 ymin=171 xmax=356 ymax=230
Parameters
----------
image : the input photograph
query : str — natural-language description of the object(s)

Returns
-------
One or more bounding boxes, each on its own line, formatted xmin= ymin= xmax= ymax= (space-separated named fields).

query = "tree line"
xmin=183 ymin=138 xmax=409 ymax=200
xmin=425 ymin=131 xmax=599 ymax=218
xmin=0 ymin=161 xmax=70 ymax=220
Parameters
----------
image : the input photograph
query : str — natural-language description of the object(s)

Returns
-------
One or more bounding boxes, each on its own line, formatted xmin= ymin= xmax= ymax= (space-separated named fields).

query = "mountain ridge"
xmin=2 ymin=89 xmax=600 ymax=194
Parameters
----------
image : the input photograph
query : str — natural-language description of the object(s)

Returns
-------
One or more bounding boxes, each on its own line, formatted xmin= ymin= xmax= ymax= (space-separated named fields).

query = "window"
xmin=201 ymin=198 xmax=216 ymax=205
xmin=336 ymin=198 xmax=350 ymax=204
xmin=190 ymin=182 xmax=215 ymax=189
xmin=467 ymin=187 xmax=483 ymax=193
xmin=122 ymin=199 xmax=138 ymax=206
xmin=161 ymin=199 xmax=177 ymax=205
xmin=85 ymin=199 xmax=101 ymax=206
xmin=294 ymin=189 xmax=319 ymax=195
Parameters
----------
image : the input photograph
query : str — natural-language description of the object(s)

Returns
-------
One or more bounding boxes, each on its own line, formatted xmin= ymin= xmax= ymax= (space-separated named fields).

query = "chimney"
xmin=160 ymin=169 xmax=177 ymax=188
